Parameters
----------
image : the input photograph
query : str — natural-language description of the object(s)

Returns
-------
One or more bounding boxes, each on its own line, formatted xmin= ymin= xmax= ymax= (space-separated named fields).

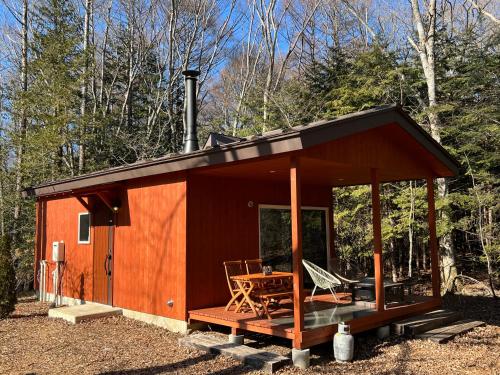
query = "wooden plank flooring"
xmin=415 ymin=319 xmax=485 ymax=343
xmin=189 ymin=293 xmax=374 ymax=336
xmin=189 ymin=294 xmax=439 ymax=348
xmin=392 ymin=309 xmax=461 ymax=336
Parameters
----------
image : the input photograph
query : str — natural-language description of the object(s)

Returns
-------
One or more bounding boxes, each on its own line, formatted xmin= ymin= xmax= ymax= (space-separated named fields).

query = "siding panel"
xmin=186 ymin=175 xmax=331 ymax=311
xmin=113 ymin=175 xmax=187 ymax=320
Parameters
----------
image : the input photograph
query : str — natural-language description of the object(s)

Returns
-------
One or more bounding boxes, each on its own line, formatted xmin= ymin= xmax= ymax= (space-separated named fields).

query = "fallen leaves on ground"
xmin=0 ymin=295 xmax=498 ymax=374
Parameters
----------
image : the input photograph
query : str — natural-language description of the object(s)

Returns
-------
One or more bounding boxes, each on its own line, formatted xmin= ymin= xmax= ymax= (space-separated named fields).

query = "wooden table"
xmin=230 ymin=272 xmax=293 ymax=318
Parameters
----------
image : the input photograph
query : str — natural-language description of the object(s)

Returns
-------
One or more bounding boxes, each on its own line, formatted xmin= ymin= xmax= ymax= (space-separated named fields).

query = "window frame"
xmin=77 ymin=212 xmax=91 ymax=244
xmin=257 ymin=204 xmax=330 ymax=265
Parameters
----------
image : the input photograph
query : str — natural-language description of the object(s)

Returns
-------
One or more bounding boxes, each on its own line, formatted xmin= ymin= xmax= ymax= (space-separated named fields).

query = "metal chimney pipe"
xmin=182 ymin=69 xmax=200 ymax=153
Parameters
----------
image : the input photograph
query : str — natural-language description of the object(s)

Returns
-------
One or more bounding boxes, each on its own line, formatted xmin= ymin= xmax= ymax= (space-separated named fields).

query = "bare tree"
xmin=1 ymin=0 xmax=29 ymax=242
xmin=464 ymin=155 xmax=497 ymax=298
xmin=409 ymin=0 xmax=457 ymax=292
xmin=465 ymin=0 xmax=500 ymax=25
xmin=408 ymin=181 xmax=415 ymax=278
xmin=255 ymin=0 xmax=320 ymax=131
xmin=78 ymin=0 xmax=92 ymax=174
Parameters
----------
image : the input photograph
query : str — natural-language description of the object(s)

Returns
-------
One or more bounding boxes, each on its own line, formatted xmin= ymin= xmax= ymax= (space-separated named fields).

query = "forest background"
xmin=0 ymin=0 xmax=498 ymax=295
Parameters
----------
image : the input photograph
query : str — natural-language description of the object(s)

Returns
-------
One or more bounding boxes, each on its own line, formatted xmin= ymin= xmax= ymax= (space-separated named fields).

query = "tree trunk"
xmin=423 ymin=237 xmax=427 ymax=272
xmin=408 ymin=181 xmax=415 ymax=278
xmin=0 ymin=170 xmax=5 ymax=237
xmin=485 ymin=207 xmax=496 ymax=298
xmin=410 ymin=0 xmax=457 ymax=291
xmin=262 ymin=66 xmax=273 ymax=131
xmin=79 ymin=0 xmax=92 ymax=174
xmin=13 ymin=0 xmax=29 ymax=244
xmin=415 ymin=238 xmax=420 ymax=274
xmin=399 ymin=244 xmax=404 ymax=278
xmin=390 ymin=238 xmax=398 ymax=282
xmin=438 ymin=180 xmax=457 ymax=291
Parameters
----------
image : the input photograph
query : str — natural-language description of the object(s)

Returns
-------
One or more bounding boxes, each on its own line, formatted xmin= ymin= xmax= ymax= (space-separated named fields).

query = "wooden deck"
xmin=189 ymin=293 xmax=442 ymax=348
xmin=190 ymin=293 xmax=371 ymax=338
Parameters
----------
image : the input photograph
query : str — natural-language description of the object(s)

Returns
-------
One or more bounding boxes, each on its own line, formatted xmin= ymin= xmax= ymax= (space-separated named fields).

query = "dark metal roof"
xmin=25 ymin=105 xmax=460 ymax=198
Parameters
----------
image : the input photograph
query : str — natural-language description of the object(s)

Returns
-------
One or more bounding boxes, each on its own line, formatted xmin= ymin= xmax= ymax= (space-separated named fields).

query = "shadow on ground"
xmin=443 ymin=294 xmax=499 ymax=326
xmin=98 ymin=352 xmax=254 ymax=375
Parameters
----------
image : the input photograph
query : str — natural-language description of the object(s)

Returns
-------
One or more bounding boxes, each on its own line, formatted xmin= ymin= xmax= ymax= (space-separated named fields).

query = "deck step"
xmin=179 ymin=334 xmax=289 ymax=373
xmin=392 ymin=309 xmax=462 ymax=336
xmin=48 ymin=304 xmax=123 ymax=324
xmin=415 ymin=319 xmax=485 ymax=343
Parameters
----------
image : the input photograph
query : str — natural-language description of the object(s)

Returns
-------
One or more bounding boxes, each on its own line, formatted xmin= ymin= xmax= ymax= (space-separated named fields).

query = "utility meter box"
xmin=52 ymin=241 xmax=65 ymax=262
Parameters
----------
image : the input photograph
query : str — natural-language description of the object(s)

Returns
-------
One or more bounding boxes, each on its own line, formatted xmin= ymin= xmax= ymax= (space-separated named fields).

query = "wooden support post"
xmin=328 ymin=188 xmax=336 ymax=268
xmin=290 ymin=157 xmax=305 ymax=349
xmin=426 ymin=177 xmax=441 ymax=298
xmin=231 ymin=327 xmax=243 ymax=336
xmin=371 ymin=169 xmax=385 ymax=312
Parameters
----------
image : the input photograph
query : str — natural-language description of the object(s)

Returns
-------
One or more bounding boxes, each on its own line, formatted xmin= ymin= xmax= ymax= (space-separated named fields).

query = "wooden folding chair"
xmin=223 ymin=260 xmax=245 ymax=311
xmin=245 ymin=259 xmax=263 ymax=274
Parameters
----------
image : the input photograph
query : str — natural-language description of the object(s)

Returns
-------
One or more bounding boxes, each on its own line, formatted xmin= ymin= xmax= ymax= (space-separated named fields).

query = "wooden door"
xmin=93 ymin=202 xmax=114 ymax=305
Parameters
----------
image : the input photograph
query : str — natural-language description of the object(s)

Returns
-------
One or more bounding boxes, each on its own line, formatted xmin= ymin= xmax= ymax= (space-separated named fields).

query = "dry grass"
xmin=0 ymin=296 xmax=498 ymax=374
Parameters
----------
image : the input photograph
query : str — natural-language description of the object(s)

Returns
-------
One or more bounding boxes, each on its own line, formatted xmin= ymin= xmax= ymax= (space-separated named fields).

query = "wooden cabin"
xmin=28 ymin=104 xmax=458 ymax=350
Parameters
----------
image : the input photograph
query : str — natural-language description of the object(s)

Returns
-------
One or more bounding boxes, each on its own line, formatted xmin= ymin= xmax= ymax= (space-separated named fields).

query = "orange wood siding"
xmin=113 ymin=175 xmax=187 ymax=320
xmin=302 ymin=124 xmax=437 ymax=183
xmin=186 ymin=174 xmax=332 ymax=311
xmin=41 ymin=197 xmax=94 ymax=301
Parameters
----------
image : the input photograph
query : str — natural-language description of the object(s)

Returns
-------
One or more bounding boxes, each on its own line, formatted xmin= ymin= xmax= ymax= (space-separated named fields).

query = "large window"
xmin=259 ymin=205 xmax=329 ymax=286
xmin=78 ymin=212 xmax=91 ymax=244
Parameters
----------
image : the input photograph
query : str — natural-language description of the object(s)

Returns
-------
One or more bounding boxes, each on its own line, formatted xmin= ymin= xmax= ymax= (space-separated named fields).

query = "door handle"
xmin=106 ymin=254 xmax=112 ymax=276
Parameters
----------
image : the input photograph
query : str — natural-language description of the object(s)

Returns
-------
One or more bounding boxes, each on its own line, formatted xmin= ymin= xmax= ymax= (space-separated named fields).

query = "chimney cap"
xmin=182 ymin=70 xmax=200 ymax=78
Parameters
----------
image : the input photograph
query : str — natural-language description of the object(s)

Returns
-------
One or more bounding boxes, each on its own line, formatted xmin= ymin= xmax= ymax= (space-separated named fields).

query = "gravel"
xmin=1 ymin=296 xmax=498 ymax=374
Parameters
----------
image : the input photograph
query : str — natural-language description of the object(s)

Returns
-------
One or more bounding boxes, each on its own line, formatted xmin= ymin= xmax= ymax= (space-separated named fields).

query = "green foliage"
xmin=0 ymin=1 xmax=497 ymax=290
xmin=14 ymin=0 xmax=83 ymax=182
xmin=295 ymin=33 xmax=499 ymax=277
xmin=0 ymin=235 xmax=17 ymax=318
xmin=324 ymin=46 xmax=403 ymax=116
xmin=334 ymin=185 xmax=373 ymax=265
xmin=438 ymin=30 xmax=500 ymax=274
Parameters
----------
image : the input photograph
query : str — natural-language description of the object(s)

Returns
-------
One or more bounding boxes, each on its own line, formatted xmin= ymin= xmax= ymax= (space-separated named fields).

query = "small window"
xmin=78 ymin=213 xmax=91 ymax=244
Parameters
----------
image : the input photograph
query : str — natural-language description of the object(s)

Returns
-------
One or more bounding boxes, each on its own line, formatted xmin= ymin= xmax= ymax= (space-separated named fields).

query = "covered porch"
xmin=190 ymin=293 xmax=439 ymax=348
xmin=186 ymin=111 xmax=457 ymax=350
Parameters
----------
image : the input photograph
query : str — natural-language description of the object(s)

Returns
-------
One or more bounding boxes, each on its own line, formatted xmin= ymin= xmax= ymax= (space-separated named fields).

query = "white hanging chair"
xmin=302 ymin=259 xmax=342 ymax=301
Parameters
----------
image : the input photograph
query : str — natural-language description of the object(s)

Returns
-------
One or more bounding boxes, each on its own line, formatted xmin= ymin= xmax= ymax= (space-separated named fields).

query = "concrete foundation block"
xmin=292 ymin=348 xmax=310 ymax=369
xmin=48 ymin=304 xmax=122 ymax=324
xmin=377 ymin=325 xmax=391 ymax=339
xmin=228 ymin=334 xmax=244 ymax=345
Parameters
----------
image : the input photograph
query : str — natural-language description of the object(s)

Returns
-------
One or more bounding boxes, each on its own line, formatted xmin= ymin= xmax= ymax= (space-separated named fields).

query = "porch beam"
xmin=76 ymin=196 xmax=91 ymax=211
xmin=370 ymin=168 xmax=385 ymax=312
xmin=290 ymin=156 xmax=305 ymax=349
xmin=426 ymin=177 xmax=441 ymax=298
xmin=96 ymin=191 xmax=115 ymax=212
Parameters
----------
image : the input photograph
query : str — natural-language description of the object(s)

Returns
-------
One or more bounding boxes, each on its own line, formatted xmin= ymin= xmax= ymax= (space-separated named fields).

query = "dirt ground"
xmin=0 ymin=295 xmax=499 ymax=375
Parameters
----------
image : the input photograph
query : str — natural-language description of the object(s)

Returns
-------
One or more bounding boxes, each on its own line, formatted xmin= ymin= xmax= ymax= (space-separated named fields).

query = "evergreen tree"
xmin=16 ymin=0 xmax=83 ymax=182
xmin=439 ymin=29 xmax=500 ymax=293
xmin=0 ymin=235 xmax=17 ymax=318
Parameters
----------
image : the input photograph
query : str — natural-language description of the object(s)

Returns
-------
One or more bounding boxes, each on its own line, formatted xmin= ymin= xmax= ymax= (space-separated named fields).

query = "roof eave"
xmin=25 ymin=106 xmax=459 ymax=198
